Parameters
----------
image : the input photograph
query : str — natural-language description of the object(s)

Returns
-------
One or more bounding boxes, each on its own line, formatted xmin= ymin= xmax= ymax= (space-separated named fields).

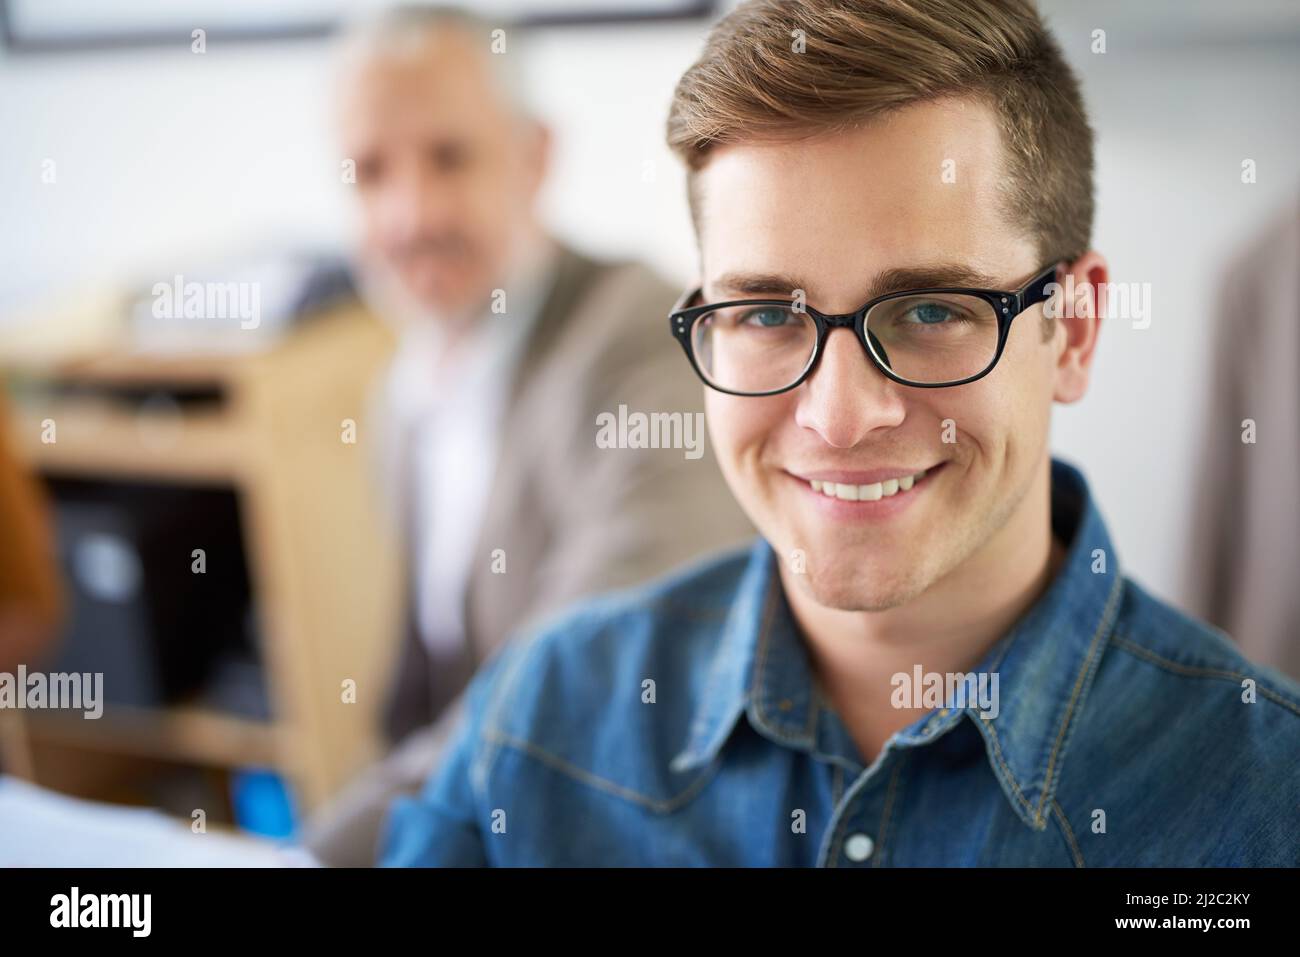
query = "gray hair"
xmin=335 ymin=4 xmax=531 ymax=117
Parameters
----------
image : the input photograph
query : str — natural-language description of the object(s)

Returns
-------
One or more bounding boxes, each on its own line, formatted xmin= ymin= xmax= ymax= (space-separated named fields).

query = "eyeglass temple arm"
xmin=1016 ymin=262 xmax=1063 ymax=312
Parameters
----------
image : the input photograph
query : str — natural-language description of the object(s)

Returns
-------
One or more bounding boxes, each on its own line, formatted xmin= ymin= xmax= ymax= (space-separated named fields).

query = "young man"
xmin=379 ymin=0 xmax=1300 ymax=866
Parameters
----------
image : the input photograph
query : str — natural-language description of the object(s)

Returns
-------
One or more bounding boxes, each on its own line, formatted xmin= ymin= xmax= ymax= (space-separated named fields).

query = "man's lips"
xmin=787 ymin=462 xmax=948 ymax=507
xmin=792 ymin=465 xmax=942 ymax=485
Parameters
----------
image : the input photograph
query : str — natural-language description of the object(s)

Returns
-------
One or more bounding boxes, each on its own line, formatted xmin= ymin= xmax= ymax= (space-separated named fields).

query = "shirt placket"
xmin=817 ymin=748 xmax=906 ymax=867
xmin=816 ymin=708 xmax=963 ymax=867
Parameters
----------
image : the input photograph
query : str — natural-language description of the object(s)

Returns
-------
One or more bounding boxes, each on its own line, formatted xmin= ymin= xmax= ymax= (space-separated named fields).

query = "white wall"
xmin=1 ymin=2 xmax=1297 ymax=609
xmin=0 ymin=18 xmax=712 ymax=309
xmin=1039 ymin=2 xmax=1300 ymax=605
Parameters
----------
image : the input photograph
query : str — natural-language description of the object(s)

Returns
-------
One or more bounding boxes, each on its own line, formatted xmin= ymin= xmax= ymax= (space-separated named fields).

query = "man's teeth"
xmin=810 ymin=469 xmax=927 ymax=501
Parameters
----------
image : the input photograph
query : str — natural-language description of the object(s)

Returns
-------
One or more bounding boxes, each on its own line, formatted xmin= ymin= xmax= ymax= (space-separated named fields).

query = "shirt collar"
xmin=385 ymin=234 xmax=557 ymax=417
xmin=667 ymin=544 xmax=769 ymax=774
xmin=670 ymin=457 xmax=1125 ymax=832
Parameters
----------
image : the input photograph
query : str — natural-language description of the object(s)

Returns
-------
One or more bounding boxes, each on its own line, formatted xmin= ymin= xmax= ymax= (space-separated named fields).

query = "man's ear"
xmin=1052 ymin=250 xmax=1106 ymax=404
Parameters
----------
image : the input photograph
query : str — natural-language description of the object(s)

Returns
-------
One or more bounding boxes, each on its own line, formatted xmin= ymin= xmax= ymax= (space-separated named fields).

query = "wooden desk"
xmin=0 ymin=303 xmax=401 ymax=816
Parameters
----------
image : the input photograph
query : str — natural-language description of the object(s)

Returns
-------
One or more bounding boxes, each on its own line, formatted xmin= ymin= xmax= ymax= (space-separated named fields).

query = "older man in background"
xmin=303 ymin=6 xmax=751 ymax=864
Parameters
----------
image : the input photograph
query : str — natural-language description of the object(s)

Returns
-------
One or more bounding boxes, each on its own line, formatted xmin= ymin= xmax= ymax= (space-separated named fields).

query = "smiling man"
xmin=380 ymin=0 xmax=1300 ymax=867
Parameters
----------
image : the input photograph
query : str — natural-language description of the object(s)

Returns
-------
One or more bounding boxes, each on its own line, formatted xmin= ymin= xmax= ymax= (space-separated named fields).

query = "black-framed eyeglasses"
xmin=668 ymin=263 xmax=1061 ymax=395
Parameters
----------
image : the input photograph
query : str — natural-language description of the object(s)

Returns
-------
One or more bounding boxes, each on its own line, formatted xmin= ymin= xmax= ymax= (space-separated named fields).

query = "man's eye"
xmin=429 ymin=142 xmax=471 ymax=173
xmin=904 ymin=302 xmax=956 ymax=325
xmin=738 ymin=307 xmax=793 ymax=328
xmin=355 ymin=157 xmax=383 ymax=186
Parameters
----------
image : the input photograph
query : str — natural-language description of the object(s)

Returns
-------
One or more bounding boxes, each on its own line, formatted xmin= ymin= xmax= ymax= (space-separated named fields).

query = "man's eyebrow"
xmin=708 ymin=264 xmax=1008 ymax=305
xmin=710 ymin=271 xmax=808 ymax=299
xmin=866 ymin=265 xmax=1006 ymax=299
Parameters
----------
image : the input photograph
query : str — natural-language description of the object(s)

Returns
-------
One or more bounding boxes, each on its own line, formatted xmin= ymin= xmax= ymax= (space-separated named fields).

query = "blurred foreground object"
xmin=0 ymin=387 xmax=62 ymax=675
xmin=0 ymin=774 xmax=294 ymax=867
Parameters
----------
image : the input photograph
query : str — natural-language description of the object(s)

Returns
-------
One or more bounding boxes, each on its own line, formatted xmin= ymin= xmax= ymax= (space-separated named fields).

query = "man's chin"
xmin=404 ymin=280 xmax=475 ymax=317
xmin=788 ymin=552 xmax=929 ymax=612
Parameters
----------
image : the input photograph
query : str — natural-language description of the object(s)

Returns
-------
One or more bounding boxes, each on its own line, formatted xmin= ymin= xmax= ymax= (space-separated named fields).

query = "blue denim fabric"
xmin=380 ymin=457 xmax=1300 ymax=866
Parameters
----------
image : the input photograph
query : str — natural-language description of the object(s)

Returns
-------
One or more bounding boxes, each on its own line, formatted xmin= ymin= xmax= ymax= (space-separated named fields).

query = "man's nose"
xmin=375 ymin=170 xmax=456 ymax=242
xmin=372 ymin=181 xmax=423 ymax=243
xmin=794 ymin=328 xmax=907 ymax=448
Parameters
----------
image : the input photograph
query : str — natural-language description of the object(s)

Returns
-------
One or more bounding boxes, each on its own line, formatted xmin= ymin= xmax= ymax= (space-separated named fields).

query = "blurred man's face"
xmin=338 ymin=29 xmax=546 ymax=320
xmin=696 ymin=98 xmax=1065 ymax=612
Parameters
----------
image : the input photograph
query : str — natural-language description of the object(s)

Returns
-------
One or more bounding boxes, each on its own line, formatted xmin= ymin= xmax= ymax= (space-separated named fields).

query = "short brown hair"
xmin=666 ymin=0 xmax=1094 ymax=264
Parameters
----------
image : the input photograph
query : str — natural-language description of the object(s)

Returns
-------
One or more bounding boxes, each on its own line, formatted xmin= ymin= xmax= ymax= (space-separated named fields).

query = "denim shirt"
xmin=380 ymin=457 xmax=1300 ymax=866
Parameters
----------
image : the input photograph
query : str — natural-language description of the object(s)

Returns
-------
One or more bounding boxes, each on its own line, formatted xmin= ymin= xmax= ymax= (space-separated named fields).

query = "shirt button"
xmin=844 ymin=833 xmax=874 ymax=862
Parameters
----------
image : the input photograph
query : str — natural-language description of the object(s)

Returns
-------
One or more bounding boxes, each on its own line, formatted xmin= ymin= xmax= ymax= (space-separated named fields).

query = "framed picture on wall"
xmin=0 ymin=0 xmax=719 ymax=53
